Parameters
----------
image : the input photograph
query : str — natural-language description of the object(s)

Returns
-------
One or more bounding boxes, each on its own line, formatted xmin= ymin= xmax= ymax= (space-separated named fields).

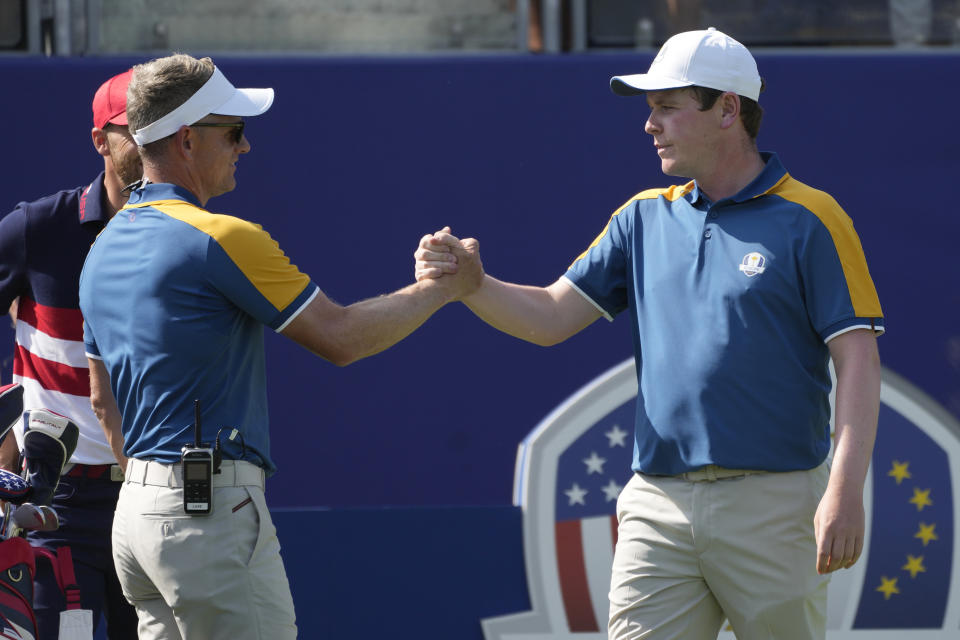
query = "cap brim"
xmin=610 ymin=73 xmax=693 ymax=96
xmin=213 ymin=87 xmax=274 ymax=117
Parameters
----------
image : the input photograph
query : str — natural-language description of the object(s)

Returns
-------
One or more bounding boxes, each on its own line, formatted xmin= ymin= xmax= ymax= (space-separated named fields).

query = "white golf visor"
xmin=133 ymin=66 xmax=274 ymax=146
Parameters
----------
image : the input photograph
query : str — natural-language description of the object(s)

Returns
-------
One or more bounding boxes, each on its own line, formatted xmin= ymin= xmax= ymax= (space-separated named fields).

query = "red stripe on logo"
xmin=16 ymin=297 xmax=84 ymax=342
xmin=555 ymin=520 xmax=599 ymax=632
xmin=13 ymin=345 xmax=90 ymax=397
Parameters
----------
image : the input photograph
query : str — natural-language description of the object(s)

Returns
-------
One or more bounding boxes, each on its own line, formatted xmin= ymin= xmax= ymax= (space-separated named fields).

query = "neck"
xmin=696 ymin=145 xmax=765 ymax=203
xmin=101 ymin=164 xmax=132 ymax=218
xmin=142 ymin=164 xmax=208 ymax=207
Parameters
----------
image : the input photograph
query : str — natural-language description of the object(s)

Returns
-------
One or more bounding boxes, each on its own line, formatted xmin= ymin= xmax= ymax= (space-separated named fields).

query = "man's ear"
xmin=91 ymin=127 xmax=110 ymax=157
xmin=719 ymin=92 xmax=741 ymax=130
xmin=172 ymin=125 xmax=194 ymax=157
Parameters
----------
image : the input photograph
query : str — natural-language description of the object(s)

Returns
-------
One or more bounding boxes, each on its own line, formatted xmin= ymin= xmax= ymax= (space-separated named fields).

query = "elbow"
xmin=89 ymin=395 xmax=110 ymax=425
xmin=328 ymin=353 xmax=359 ymax=367
xmin=323 ymin=343 xmax=365 ymax=367
xmin=527 ymin=329 xmax=571 ymax=348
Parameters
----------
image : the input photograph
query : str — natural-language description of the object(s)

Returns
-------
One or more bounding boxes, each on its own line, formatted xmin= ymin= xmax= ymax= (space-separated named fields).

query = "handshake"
xmin=414 ymin=226 xmax=485 ymax=301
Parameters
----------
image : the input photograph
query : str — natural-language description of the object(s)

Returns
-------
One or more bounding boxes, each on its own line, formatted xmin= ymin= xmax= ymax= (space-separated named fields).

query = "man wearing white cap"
xmin=79 ymin=54 xmax=482 ymax=640
xmin=416 ymin=29 xmax=883 ymax=639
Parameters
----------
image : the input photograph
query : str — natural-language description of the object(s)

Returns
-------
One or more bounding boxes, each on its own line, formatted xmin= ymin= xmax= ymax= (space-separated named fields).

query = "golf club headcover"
xmin=21 ymin=409 xmax=80 ymax=506
xmin=0 ymin=468 xmax=30 ymax=505
xmin=0 ymin=383 xmax=23 ymax=446
xmin=11 ymin=503 xmax=59 ymax=532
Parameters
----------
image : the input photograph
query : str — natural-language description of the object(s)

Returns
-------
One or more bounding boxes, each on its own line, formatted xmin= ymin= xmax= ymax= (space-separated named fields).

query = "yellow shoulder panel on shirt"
xmin=765 ymin=176 xmax=883 ymax=318
xmin=570 ymin=182 xmax=694 ymax=268
xmin=130 ymin=200 xmax=310 ymax=312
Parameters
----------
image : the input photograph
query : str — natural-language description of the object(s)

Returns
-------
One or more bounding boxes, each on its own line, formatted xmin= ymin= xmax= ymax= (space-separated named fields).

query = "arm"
xmin=0 ymin=433 xmax=18 ymax=472
xmin=0 ymin=303 xmax=19 ymax=471
xmin=462 ymin=275 xmax=601 ymax=346
xmin=88 ymin=357 xmax=128 ymax=472
xmin=814 ymin=328 xmax=881 ymax=574
xmin=281 ymin=241 xmax=483 ymax=366
xmin=415 ymin=228 xmax=601 ymax=346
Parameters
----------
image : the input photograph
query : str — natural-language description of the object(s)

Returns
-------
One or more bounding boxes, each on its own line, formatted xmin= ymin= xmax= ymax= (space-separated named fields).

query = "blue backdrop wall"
xmin=1 ymin=50 xmax=959 ymax=638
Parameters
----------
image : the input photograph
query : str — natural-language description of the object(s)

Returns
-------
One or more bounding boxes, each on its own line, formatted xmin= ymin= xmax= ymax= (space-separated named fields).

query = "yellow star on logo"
xmin=876 ymin=576 xmax=900 ymax=600
xmin=902 ymin=555 xmax=926 ymax=579
xmin=915 ymin=522 xmax=939 ymax=546
xmin=909 ymin=487 xmax=933 ymax=511
xmin=887 ymin=460 xmax=912 ymax=485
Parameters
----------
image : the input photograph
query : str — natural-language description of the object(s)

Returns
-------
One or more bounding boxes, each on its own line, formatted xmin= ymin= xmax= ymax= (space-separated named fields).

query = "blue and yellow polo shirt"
xmin=79 ymin=183 xmax=318 ymax=475
xmin=565 ymin=152 xmax=883 ymax=475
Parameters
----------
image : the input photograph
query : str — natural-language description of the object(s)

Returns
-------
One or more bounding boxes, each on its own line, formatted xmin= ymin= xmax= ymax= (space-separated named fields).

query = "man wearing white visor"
xmin=415 ymin=28 xmax=883 ymax=639
xmin=79 ymin=54 xmax=482 ymax=639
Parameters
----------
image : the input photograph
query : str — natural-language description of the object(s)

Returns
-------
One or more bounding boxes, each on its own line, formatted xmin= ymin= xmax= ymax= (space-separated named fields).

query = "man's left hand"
xmin=814 ymin=482 xmax=865 ymax=574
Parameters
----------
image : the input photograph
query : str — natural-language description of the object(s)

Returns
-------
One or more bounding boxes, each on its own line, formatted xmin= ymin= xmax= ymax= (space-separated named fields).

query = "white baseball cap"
xmin=610 ymin=27 xmax=761 ymax=101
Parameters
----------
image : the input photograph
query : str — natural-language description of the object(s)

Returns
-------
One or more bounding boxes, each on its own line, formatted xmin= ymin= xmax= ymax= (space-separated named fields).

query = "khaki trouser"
xmin=113 ymin=459 xmax=297 ymax=640
xmin=609 ymin=463 xmax=830 ymax=640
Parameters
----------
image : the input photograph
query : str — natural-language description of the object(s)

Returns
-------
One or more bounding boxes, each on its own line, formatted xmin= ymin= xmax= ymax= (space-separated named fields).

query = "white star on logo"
xmin=564 ymin=483 xmax=588 ymax=506
xmin=583 ymin=451 xmax=607 ymax=475
xmin=605 ymin=424 xmax=628 ymax=447
xmin=602 ymin=478 xmax=623 ymax=502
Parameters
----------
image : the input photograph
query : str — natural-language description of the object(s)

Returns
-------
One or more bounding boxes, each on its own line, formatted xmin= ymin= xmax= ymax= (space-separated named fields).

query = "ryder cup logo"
xmin=738 ymin=251 xmax=766 ymax=277
xmin=481 ymin=359 xmax=960 ymax=639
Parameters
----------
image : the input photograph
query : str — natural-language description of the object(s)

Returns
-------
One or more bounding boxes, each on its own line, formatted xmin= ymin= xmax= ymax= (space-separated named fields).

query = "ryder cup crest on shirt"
xmin=739 ymin=251 xmax=767 ymax=277
xmin=481 ymin=359 xmax=960 ymax=639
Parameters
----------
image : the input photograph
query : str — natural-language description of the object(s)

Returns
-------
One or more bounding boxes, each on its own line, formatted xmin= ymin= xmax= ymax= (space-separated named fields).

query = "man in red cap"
xmin=0 ymin=70 xmax=141 ymax=639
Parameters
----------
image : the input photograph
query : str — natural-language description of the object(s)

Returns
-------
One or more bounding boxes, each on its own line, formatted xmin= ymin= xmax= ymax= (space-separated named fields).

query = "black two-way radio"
xmin=181 ymin=399 xmax=214 ymax=515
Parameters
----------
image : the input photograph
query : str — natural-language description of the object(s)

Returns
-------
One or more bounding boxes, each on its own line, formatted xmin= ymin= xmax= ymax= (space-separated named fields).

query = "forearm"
xmin=814 ymin=329 xmax=881 ymax=573
xmin=0 ymin=433 xmax=19 ymax=472
xmin=88 ymin=358 xmax=127 ymax=470
xmin=102 ymin=417 xmax=127 ymax=472
xmin=94 ymin=401 xmax=126 ymax=470
xmin=284 ymin=280 xmax=452 ymax=367
xmin=829 ymin=348 xmax=881 ymax=494
xmin=335 ymin=280 xmax=451 ymax=364
xmin=462 ymin=275 xmax=596 ymax=346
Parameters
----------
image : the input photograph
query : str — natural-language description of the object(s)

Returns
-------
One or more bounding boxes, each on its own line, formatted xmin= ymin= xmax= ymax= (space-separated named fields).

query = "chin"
xmin=660 ymin=160 xmax=679 ymax=176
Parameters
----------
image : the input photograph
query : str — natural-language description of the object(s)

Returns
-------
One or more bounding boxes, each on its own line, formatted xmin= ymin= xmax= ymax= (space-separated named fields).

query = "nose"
xmin=238 ymin=134 xmax=251 ymax=154
xmin=644 ymin=114 xmax=659 ymax=135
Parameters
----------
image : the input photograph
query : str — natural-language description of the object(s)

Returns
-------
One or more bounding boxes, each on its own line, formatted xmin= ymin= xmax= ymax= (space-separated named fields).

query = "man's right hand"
xmin=415 ymin=226 xmax=484 ymax=301
xmin=415 ymin=226 xmax=462 ymax=281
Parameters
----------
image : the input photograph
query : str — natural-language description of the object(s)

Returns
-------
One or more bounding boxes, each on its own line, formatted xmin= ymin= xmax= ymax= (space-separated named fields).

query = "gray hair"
xmin=126 ymin=53 xmax=215 ymax=149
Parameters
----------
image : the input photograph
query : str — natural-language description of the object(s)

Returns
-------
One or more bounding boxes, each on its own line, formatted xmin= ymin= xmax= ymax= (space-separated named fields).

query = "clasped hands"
xmin=414 ymin=226 xmax=484 ymax=300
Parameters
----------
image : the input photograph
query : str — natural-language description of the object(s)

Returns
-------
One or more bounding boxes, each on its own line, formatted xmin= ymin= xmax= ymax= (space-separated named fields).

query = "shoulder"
xmin=636 ymin=182 xmax=694 ymax=203
xmin=618 ymin=182 xmax=695 ymax=216
xmin=0 ymin=185 xmax=85 ymax=245
xmin=198 ymin=212 xmax=273 ymax=253
xmin=3 ymin=185 xmax=85 ymax=225
xmin=144 ymin=202 xmax=266 ymax=244
xmin=765 ymin=174 xmax=853 ymax=233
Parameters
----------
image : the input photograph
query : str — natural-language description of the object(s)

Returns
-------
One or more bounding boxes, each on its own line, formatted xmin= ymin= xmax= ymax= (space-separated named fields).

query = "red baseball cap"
xmin=92 ymin=69 xmax=133 ymax=129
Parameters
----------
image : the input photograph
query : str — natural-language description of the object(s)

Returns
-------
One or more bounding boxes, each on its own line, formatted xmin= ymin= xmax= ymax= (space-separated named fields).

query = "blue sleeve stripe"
xmin=274 ymin=285 xmax=319 ymax=332
xmin=824 ymin=320 xmax=886 ymax=343
xmin=561 ymin=276 xmax=614 ymax=322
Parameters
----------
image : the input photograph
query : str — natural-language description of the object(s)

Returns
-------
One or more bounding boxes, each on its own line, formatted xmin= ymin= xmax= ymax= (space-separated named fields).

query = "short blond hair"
xmin=126 ymin=53 xmax=215 ymax=149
